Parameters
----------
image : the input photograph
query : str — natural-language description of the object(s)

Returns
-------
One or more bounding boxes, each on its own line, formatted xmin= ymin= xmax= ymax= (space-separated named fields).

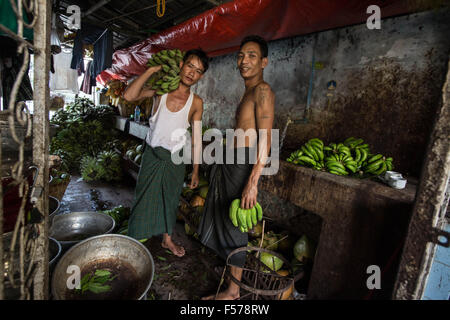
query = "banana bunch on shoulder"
xmin=146 ymin=49 xmax=185 ymax=96
xmin=229 ymin=199 xmax=263 ymax=233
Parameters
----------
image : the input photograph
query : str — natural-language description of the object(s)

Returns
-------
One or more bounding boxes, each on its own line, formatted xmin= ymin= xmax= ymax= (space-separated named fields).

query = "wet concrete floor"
xmin=57 ymin=174 xmax=224 ymax=300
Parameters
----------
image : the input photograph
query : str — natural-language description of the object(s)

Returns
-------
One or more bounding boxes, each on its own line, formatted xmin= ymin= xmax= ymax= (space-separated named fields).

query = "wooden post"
xmin=32 ymin=0 xmax=51 ymax=300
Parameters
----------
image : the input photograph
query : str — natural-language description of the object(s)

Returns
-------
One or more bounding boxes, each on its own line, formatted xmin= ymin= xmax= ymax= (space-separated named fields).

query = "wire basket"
xmin=49 ymin=176 xmax=71 ymax=201
xmin=223 ymin=246 xmax=304 ymax=300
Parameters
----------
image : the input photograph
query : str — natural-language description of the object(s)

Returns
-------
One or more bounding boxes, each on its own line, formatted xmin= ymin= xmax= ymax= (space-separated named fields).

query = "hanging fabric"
xmin=49 ymin=51 xmax=79 ymax=93
xmin=51 ymin=12 xmax=62 ymax=55
xmin=70 ymin=23 xmax=113 ymax=82
xmin=0 ymin=36 xmax=33 ymax=109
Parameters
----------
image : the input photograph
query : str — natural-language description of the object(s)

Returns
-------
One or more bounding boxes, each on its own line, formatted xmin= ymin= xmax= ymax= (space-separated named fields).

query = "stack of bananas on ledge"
xmin=287 ymin=137 xmax=393 ymax=178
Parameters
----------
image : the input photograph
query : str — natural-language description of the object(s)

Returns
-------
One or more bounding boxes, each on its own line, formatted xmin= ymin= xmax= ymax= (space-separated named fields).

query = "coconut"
xmin=277 ymin=231 xmax=295 ymax=254
xmin=190 ymin=195 xmax=205 ymax=207
xmin=184 ymin=223 xmax=194 ymax=236
xmin=199 ymin=186 xmax=209 ymax=199
xmin=264 ymin=231 xmax=279 ymax=251
xmin=293 ymin=235 xmax=315 ymax=262
xmin=248 ymin=221 xmax=263 ymax=238
xmin=259 ymin=252 xmax=284 ymax=271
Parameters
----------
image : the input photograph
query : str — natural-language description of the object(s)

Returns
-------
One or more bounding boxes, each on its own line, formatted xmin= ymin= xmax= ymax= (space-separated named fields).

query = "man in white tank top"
xmin=123 ymin=49 xmax=209 ymax=257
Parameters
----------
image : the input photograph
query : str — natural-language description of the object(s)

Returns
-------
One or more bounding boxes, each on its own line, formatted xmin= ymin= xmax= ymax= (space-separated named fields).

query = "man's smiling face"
xmin=237 ymin=41 xmax=268 ymax=79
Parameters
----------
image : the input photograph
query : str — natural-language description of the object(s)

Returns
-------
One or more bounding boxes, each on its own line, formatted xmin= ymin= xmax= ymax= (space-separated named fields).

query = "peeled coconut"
xmin=259 ymin=252 xmax=284 ymax=271
xmin=190 ymin=195 xmax=205 ymax=207
xmin=293 ymin=235 xmax=314 ymax=262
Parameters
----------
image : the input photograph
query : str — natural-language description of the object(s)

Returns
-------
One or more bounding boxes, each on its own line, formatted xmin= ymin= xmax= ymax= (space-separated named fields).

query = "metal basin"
xmin=52 ymin=234 xmax=154 ymax=300
xmin=2 ymin=229 xmax=33 ymax=300
xmin=49 ymin=237 xmax=62 ymax=269
xmin=49 ymin=195 xmax=60 ymax=220
xmin=49 ymin=212 xmax=115 ymax=250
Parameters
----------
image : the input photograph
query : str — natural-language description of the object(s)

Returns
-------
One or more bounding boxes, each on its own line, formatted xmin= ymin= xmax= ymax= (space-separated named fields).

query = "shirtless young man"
xmin=199 ymin=35 xmax=275 ymax=299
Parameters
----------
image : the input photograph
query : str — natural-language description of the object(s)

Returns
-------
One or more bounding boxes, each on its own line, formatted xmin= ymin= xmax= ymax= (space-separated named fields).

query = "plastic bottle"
xmin=134 ymin=106 xmax=141 ymax=123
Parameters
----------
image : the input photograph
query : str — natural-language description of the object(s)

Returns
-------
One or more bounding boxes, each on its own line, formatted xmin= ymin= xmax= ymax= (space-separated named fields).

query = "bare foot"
xmin=201 ymin=290 xmax=239 ymax=300
xmin=161 ymin=240 xmax=185 ymax=257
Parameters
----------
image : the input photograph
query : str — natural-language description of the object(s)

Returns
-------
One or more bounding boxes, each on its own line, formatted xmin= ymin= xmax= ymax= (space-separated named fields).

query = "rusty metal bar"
xmin=31 ymin=0 xmax=51 ymax=300
xmin=393 ymin=57 xmax=450 ymax=300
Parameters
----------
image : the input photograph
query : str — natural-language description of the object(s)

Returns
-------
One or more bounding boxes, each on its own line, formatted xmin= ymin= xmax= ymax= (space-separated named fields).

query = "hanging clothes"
xmin=0 ymin=0 xmax=34 ymax=41
xmin=80 ymin=60 xmax=93 ymax=94
xmin=49 ymin=51 xmax=79 ymax=93
xmin=70 ymin=23 xmax=113 ymax=83
xmin=0 ymin=36 xmax=33 ymax=110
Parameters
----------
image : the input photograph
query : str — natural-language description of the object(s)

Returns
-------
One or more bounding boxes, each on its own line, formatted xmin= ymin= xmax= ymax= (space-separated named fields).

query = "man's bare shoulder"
xmin=254 ymin=82 xmax=274 ymax=104
xmin=193 ymin=94 xmax=204 ymax=108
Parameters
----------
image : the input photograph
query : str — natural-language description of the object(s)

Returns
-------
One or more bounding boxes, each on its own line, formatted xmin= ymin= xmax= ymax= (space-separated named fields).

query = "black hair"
xmin=183 ymin=49 xmax=209 ymax=73
xmin=240 ymin=35 xmax=268 ymax=58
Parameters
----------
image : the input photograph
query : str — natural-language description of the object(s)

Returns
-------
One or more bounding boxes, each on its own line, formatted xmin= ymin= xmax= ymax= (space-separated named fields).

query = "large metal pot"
xmin=49 ymin=237 xmax=62 ymax=270
xmin=48 ymin=195 xmax=60 ymax=226
xmin=52 ymin=234 xmax=154 ymax=300
xmin=49 ymin=212 xmax=115 ymax=250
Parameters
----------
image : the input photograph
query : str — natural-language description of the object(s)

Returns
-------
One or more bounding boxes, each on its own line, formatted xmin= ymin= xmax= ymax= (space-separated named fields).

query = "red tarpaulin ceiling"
xmin=96 ymin=0 xmax=415 ymax=85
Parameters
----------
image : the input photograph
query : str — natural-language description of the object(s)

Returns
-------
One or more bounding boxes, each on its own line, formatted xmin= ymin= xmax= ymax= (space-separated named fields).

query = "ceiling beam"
xmin=102 ymin=0 xmax=177 ymax=24
xmin=146 ymin=0 xmax=206 ymax=29
xmin=82 ymin=0 xmax=112 ymax=17
xmin=205 ymin=0 xmax=220 ymax=5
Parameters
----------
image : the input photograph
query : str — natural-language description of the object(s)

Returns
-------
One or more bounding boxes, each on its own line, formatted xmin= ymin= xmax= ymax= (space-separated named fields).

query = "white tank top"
xmin=145 ymin=91 xmax=194 ymax=153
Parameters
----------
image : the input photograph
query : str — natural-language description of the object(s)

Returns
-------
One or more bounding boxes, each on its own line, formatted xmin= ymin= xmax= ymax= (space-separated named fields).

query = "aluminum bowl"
xmin=49 ymin=195 xmax=60 ymax=221
xmin=51 ymin=234 xmax=154 ymax=300
xmin=49 ymin=237 xmax=62 ymax=269
xmin=49 ymin=212 xmax=115 ymax=250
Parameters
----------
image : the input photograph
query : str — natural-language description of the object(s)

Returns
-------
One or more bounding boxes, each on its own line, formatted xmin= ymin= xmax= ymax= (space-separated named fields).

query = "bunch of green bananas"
xmin=96 ymin=150 xmax=122 ymax=182
xmin=362 ymin=154 xmax=394 ymax=176
xmin=324 ymin=153 xmax=358 ymax=175
xmin=229 ymin=199 xmax=263 ymax=233
xmin=146 ymin=49 xmax=186 ymax=95
xmin=286 ymin=138 xmax=326 ymax=171
xmin=343 ymin=137 xmax=370 ymax=169
xmin=80 ymin=156 xmax=105 ymax=182
xmin=287 ymin=136 xmax=395 ymax=178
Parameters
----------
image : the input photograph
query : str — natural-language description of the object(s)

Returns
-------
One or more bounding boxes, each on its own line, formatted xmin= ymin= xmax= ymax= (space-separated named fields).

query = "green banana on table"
xmin=287 ymin=137 xmax=394 ymax=178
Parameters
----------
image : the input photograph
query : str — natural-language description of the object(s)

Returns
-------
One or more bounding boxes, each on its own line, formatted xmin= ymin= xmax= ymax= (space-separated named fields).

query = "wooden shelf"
xmin=114 ymin=115 xmax=149 ymax=140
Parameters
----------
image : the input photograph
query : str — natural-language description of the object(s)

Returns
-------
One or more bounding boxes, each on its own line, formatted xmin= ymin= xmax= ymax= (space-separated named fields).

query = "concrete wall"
xmin=193 ymin=8 xmax=450 ymax=179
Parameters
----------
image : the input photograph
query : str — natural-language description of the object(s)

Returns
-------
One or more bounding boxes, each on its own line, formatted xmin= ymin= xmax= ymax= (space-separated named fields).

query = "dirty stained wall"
xmin=193 ymin=8 xmax=450 ymax=180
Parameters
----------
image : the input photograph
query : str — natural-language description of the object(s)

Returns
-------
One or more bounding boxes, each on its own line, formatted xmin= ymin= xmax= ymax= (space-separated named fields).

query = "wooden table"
xmin=259 ymin=161 xmax=417 ymax=299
